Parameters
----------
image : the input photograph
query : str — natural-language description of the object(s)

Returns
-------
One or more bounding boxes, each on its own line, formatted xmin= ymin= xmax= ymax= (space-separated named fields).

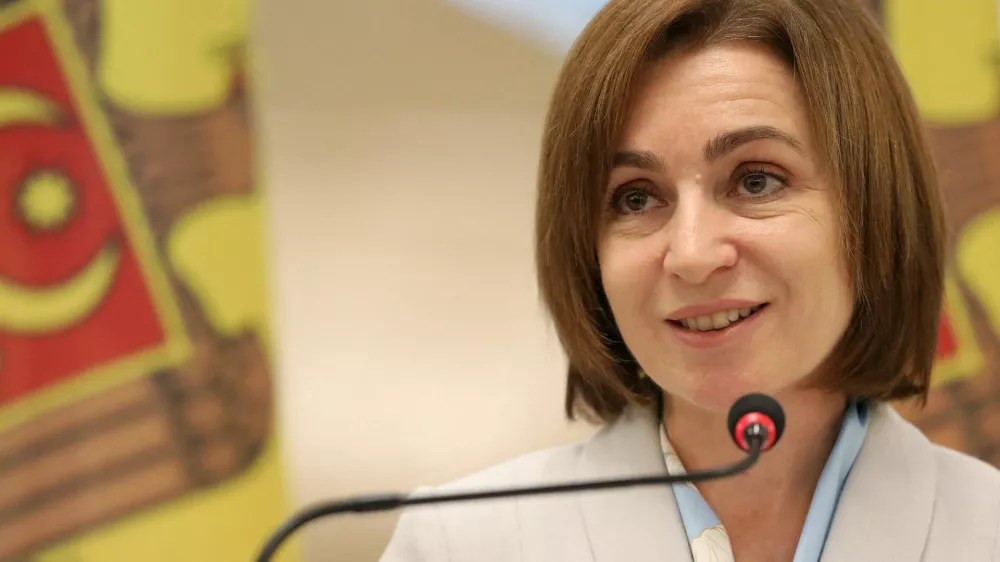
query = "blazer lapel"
xmin=576 ymin=405 xmax=694 ymax=562
xmin=820 ymin=402 xmax=936 ymax=562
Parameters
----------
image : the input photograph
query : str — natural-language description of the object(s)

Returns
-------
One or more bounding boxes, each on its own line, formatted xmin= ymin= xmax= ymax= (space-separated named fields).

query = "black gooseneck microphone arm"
xmin=255 ymin=444 xmax=761 ymax=562
xmin=255 ymin=393 xmax=785 ymax=562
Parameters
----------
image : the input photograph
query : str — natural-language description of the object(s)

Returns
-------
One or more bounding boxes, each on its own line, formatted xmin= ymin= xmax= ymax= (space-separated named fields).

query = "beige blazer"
xmin=380 ymin=402 xmax=1000 ymax=561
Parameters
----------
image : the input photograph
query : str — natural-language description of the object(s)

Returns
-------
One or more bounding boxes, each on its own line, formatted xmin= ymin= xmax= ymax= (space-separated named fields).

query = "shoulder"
xmin=379 ymin=441 xmax=588 ymax=562
xmin=381 ymin=407 xmax=663 ymax=561
xmin=436 ymin=440 xmax=587 ymax=492
xmin=930 ymin=442 xmax=1000 ymax=495
xmin=892 ymin=403 xmax=1000 ymax=520
xmin=928 ymin=443 xmax=1000 ymax=528
xmin=921 ymin=444 xmax=1000 ymax=560
xmin=898 ymin=413 xmax=1000 ymax=559
xmin=821 ymin=403 xmax=1000 ymax=561
xmin=871 ymin=403 xmax=1000 ymax=495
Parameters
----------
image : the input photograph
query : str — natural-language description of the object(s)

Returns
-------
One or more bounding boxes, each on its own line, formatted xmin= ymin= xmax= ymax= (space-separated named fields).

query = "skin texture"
xmin=597 ymin=42 xmax=854 ymax=561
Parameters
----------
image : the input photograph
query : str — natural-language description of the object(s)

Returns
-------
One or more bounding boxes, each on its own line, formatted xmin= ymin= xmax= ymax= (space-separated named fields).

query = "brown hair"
xmin=534 ymin=0 xmax=947 ymax=422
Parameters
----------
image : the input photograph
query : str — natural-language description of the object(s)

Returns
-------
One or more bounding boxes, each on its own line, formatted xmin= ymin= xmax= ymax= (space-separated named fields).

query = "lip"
xmin=665 ymin=299 xmax=767 ymax=321
xmin=666 ymin=303 xmax=768 ymax=349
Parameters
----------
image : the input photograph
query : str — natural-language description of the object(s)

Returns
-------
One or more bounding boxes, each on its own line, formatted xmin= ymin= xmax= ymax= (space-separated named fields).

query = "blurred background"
xmin=0 ymin=0 xmax=997 ymax=560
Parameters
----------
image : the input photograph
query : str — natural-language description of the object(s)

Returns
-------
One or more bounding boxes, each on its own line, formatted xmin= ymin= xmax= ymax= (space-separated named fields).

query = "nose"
xmin=662 ymin=197 xmax=738 ymax=284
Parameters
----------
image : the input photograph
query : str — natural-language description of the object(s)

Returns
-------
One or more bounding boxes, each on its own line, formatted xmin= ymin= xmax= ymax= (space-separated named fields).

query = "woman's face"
xmin=598 ymin=42 xmax=855 ymax=413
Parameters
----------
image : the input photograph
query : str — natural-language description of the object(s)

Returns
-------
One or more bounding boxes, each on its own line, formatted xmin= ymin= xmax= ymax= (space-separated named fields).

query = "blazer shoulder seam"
xmin=993 ymin=493 xmax=1000 ymax=561
xmin=435 ymin=501 xmax=455 ymax=562
xmin=403 ymin=486 xmax=454 ymax=561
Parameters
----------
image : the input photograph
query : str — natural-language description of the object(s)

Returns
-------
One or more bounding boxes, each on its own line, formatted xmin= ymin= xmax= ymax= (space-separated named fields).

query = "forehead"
xmin=621 ymin=42 xmax=811 ymax=148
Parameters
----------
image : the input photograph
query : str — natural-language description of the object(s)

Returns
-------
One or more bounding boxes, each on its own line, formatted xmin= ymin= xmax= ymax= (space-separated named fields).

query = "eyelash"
xmin=607 ymin=164 xmax=789 ymax=215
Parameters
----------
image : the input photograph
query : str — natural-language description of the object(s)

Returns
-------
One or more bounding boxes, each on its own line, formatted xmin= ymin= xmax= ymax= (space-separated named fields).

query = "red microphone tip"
xmin=734 ymin=412 xmax=778 ymax=451
xmin=727 ymin=393 xmax=786 ymax=452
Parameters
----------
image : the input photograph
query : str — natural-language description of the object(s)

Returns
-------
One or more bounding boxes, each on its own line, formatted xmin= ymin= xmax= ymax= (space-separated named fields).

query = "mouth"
xmin=668 ymin=303 xmax=768 ymax=333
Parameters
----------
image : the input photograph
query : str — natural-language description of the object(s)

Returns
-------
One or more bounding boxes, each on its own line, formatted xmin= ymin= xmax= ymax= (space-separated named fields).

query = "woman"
xmin=381 ymin=0 xmax=1000 ymax=560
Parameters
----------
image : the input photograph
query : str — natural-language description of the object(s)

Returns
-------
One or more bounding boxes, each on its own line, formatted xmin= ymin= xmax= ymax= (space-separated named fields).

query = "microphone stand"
xmin=255 ymin=438 xmax=764 ymax=562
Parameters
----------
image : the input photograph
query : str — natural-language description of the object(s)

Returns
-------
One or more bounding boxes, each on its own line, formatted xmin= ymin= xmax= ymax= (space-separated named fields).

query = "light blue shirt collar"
xmin=660 ymin=400 xmax=870 ymax=561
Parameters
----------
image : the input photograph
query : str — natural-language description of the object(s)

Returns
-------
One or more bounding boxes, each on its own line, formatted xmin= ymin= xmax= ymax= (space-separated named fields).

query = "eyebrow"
xmin=703 ymin=125 xmax=804 ymax=162
xmin=611 ymin=149 xmax=666 ymax=172
xmin=611 ymin=125 xmax=804 ymax=172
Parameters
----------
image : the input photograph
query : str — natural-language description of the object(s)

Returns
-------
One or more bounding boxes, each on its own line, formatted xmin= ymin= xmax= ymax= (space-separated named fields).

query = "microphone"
xmin=255 ymin=393 xmax=785 ymax=562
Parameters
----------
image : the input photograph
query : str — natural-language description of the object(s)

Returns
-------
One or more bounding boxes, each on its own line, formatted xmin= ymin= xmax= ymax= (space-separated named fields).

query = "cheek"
xmin=795 ymin=238 xmax=853 ymax=315
xmin=598 ymin=236 xmax=665 ymax=318
xmin=748 ymin=203 xmax=853 ymax=321
xmin=795 ymin=208 xmax=850 ymax=299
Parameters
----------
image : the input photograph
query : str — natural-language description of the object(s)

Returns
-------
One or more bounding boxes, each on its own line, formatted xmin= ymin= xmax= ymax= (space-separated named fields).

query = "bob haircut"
xmin=535 ymin=0 xmax=947 ymax=422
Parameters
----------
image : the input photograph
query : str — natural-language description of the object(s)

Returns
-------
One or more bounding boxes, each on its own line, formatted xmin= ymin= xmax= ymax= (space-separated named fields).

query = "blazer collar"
xmin=820 ymin=401 xmax=936 ymax=562
xmin=575 ymin=405 xmax=693 ymax=562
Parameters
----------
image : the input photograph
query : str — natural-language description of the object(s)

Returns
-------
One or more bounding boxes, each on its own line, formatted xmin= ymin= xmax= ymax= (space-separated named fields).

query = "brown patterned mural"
xmin=896 ymin=121 xmax=1000 ymax=466
xmin=0 ymin=0 xmax=294 ymax=561
xmin=876 ymin=1 xmax=1000 ymax=468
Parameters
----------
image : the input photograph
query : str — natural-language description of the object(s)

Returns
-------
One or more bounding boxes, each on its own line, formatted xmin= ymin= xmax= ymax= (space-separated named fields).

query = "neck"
xmin=662 ymin=389 xmax=848 ymax=558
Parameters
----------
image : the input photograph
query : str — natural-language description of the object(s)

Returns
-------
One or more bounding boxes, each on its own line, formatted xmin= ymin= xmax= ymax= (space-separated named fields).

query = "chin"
xmin=661 ymin=366 xmax=779 ymax=413
xmin=687 ymin=387 xmax=752 ymax=413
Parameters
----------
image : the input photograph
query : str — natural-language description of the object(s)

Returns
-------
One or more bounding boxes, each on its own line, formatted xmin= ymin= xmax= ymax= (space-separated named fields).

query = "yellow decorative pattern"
xmin=0 ymin=88 xmax=62 ymax=125
xmin=0 ymin=0 xmax=298 ymax=560
xmin=885 ymin=0 xmax=1000 ymax=124
xmin=957 ymin=209 xmax=1000 ymax=347
xmin=0 ymin=243 xmax=119 ymax=335
xmin=18 ymin=171 xmax=76 ymax=229
xmin=97 ymin=0 xmax=249 ymax=114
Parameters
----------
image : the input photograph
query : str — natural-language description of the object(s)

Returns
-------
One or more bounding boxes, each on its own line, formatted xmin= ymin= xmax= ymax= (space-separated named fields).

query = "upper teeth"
xmin=680 ymin=306 xmax=762 ymax=331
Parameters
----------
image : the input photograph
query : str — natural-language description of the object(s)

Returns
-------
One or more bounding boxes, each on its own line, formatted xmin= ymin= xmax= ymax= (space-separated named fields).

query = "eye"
xmin=734 ymin=167 xmax=788 ymax=199
xmin=610 ymin=184 xmax=662 ymax=215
